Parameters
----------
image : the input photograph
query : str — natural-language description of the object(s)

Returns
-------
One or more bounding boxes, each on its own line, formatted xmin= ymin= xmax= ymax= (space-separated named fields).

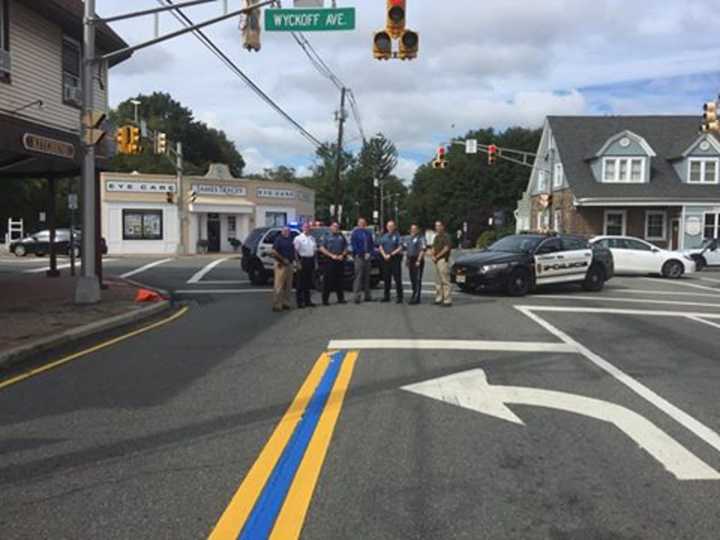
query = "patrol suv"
xmin=451 ymin=234 xmax=614 ymax=297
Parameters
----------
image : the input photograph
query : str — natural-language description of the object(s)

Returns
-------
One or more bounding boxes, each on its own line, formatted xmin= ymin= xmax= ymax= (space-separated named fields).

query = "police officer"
xmin=379 ymin=220 xmax=403 ymax=304
xmin=405 ymin=224 xmax=427 ymax=305
xmin=293 ymin=222 xmax=317 ymax=308
xmin=270 ymin=226 xmax=296 ymax=312
xmin=319 ymin=222 xmax=348 ymax=306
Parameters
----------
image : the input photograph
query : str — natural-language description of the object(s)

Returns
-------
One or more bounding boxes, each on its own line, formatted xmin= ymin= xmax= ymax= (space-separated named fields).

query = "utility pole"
xmin=333 ymin=87 xmax=347 ymax=223
xmin=175 ymin=141 xmax=186 ymax=255
xmin=75 ymin=0 xmax=100 ymax=304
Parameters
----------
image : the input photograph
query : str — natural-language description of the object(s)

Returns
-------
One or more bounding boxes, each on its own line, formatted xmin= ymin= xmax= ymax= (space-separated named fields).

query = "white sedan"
xmin=590 ymin=236 xmax=695 ymax=279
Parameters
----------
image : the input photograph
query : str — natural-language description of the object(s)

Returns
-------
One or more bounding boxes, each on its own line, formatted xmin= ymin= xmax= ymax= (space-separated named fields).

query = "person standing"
xmin=405 ymin=224 xmax=427 ymax=305
xmin=271 ymin=226 xmax=296 ymax=312
xmin=351 ymin=217 xmax=375 ymax=304
xmin=379 ymin=220 xmax=404 ymax=304
xmin=431 ymin=220 xmax=453 ymax=307
xmin=319 ymin=222 xmax=348 ymax=306
xmin=293 ymin=222 xmax=317 ymax=309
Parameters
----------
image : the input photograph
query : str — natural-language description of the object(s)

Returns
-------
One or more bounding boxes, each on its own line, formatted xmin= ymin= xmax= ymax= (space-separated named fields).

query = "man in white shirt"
xmin=293 ymin=222 xmax=317 ymax=308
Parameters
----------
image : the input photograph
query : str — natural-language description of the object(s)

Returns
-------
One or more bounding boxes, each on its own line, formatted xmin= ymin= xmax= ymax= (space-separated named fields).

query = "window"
xmin=122 ymin=210 xmax=163 ymax=240
xmin=602 ymin=158 xmax=645 ymax=183
xmin=553 ymin=163 xmax=564 ymax=189
xmin=265 ymin=212 xmax=287 ymax=227
xmin=562 ymin=237 xmax=588 ymax=251
xmin=604 ymin=210 xmax=626 ymax=236
xmin=0 ymin=0 xmax=9 ymax=82
xmin=688 ymin=159 xmax=720 ymax=184
xmin=227 ymin=216 xmax=237 ymax=237
xmin=536 ymin=238 xmax=562 ymax=254
xmin=537 ymin=170 xmax=546 ymax=193
xmin=62 ymin=37 xmax=82 ymax=107
xmin=705 ymin=213 xmax=719 ymax=240
xmin=625 ymin=239 xmax=654 ymax=251
xmin=554 ymin=209 xmax=563 ymax=232
xmin=645 ymin=211 xmax=666 ymax=241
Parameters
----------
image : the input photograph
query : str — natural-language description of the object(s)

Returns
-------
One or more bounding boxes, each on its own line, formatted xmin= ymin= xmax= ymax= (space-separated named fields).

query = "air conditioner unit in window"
xmin=63 ymin=84 xmax=83 ymax=105
xmin=0 ymin=49 xmax=11 ymax=75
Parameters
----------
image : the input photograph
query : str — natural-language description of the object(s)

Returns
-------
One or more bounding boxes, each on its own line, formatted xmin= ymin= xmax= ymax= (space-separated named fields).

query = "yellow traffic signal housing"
xmin=386 ymin=0 xmax=406 ymax=39
xmin=166 ymin=191 xmax=174 ymax=204
xmin=373 ymin=30 xmax=392 ymax=60
xmin=702 ymin=101 xmax=720 ymax=133
xmin=155 ymin=132 xmax=168 ymax=155
xmin=115 ymin=126 xmax=130 ymax=155
xmin=129 ymin=126 xmax=142 ymax=155
xmin=398 ymin=30 xmax=419 ymax=60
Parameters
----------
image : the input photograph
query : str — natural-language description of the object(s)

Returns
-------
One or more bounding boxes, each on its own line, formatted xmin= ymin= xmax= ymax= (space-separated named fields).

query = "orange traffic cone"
xmin=135 ymin=289 xmax=161 ymax=303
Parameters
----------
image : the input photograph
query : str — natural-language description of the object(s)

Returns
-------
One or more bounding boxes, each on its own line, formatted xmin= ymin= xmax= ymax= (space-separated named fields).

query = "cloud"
xmin=241 ymin=147 xmax=275 ymax=175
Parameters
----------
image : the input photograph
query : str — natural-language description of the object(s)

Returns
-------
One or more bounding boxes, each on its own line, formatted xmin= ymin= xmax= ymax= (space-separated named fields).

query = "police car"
xmin=451 ymin=233 xmax=614 ymax=297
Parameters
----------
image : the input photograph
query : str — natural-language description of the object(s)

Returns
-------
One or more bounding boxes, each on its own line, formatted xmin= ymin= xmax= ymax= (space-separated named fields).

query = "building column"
xmin=46 ymin=175 xmax=60 ymax=278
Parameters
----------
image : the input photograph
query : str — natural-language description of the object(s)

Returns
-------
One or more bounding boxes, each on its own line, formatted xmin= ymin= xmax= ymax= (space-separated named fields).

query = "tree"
xmin=108 ymin=92 xmax=245 ymax=177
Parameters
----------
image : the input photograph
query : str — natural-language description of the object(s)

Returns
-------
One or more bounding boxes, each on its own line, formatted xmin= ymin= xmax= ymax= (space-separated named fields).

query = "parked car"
xmin=240 ymin=226 xmax=382 ymax=289
xmin=451 ymin=233 xmax=614 ymax=297
xmin=590 ymin=236 xmax=695 ymax=279
xmin=10 ymin=229 xmax=108 ymax=258
xmin=682 ymin=238 xmax=719 ymax=271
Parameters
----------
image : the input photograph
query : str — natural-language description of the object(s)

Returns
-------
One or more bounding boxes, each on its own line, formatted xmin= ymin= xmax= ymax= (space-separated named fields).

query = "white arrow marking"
xmin=403 ymin=369 xmax=720 ymax=481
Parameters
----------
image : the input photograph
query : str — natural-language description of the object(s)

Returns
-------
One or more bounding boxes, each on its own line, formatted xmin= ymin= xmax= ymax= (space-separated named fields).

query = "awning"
xmin=189 ymin=196 xmax=255 ymax=215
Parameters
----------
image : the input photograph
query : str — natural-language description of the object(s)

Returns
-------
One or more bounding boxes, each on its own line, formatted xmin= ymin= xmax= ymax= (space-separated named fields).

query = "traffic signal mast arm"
xmin=452 ymin=140 xmax=553 ymax=175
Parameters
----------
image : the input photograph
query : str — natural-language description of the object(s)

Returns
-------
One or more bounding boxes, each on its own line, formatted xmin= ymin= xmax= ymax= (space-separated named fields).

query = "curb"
xmin=0 ymin=300 xmax=173 ymax=371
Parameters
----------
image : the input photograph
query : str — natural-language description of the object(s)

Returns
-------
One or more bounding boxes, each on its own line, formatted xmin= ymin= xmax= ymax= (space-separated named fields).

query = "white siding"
xmin=0 ymin=0 xmax=109 ymax=133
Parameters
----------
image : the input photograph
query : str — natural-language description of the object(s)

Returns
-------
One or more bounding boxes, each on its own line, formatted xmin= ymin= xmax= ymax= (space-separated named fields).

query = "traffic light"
xmin=433 ymin=146 xmax=448 ymax=169
xmin=115 ymin=126 xmax=130 ymax=155
xmin=488 ymin=144 xmax=498 ymax=165
xmin=386 ymin=0 xmax=406 ymax=39
xmin=398 ymin=30 xmax=419 ymax=60
xmin=166 ymin=191 xmax=174 ymax=204
xmin=155 ymin=132 xmax=168 ymax=155
xmin=128 ymin=126 xmax=141 ymax=155
xmin=373 ymin=31 xmax=392 ymax=60
xmin=702 ymin=99 xmax=720 ymax=133
xmin=189 ymin=190 xmax=198 ymax=204
xmin=241 ymin=0 xmax=261 ymax=52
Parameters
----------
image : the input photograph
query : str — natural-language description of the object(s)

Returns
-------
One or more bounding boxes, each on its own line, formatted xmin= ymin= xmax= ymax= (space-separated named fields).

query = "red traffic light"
xmin=437 ymin=147 xmax=446 ymax=158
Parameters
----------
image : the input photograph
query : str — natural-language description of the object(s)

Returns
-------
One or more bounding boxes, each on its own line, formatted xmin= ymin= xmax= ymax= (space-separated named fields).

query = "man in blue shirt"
xmin=404 ymin=223 xmax=427 ymax=305
xmin=319 ymin=222 xmax=348 ymax=306
xmin=271 ymin=226 xmax=296 ymax=312
xmin=379 ymin=220 xmax=404 ymax=303
xmin=351 ymin=217 xmax=375 ymax=304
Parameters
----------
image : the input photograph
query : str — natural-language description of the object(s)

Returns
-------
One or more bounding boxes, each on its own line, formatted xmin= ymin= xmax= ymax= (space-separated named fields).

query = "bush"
xmin=476 ymin=230 xmax=497 ymax=249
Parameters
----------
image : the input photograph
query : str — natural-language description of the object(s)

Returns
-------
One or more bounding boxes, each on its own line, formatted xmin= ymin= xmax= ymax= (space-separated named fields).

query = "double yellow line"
xmin=209 ymin=351 xmax=358 ymax=540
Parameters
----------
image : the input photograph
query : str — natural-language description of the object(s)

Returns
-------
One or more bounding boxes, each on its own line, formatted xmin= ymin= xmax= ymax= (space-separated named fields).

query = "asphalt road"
xmin=2 ymin=255 xmax=720 ymax=539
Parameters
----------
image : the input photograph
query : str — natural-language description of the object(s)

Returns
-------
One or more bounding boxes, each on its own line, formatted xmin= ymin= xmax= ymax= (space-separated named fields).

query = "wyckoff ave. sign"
xmin=265 ymin=7 xmax=356 ymax=32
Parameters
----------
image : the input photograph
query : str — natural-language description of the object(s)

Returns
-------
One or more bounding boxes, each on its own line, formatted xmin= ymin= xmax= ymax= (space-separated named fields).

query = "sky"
xmin=103 ymin=0 xmax=720 ymax=181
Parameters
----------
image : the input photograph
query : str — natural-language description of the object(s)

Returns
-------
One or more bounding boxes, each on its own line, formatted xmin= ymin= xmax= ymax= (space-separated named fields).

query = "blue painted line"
xmin=238 ymin=351 xmax=346 ymax=540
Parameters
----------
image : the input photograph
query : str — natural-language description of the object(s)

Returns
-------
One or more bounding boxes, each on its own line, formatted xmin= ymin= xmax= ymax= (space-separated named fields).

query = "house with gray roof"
xmin=520 ymin=116 xmax=720 ymax=250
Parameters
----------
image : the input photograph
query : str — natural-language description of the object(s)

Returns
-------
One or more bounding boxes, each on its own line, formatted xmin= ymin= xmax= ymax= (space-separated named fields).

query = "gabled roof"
xmin=593 ymin=129 xmax=657 ymax=158
xmin=548 ymin=116 xmax=720 ymax=203
xmin=673 ymin=133 xmax=720 ymax=160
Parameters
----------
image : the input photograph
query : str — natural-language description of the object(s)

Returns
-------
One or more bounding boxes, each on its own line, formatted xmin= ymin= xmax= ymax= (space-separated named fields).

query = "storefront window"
xmin=705 ymin=214 xmax=718 ymax=240
xmin=228 ymin=216 xmax=237 ymax=237
xmin=266 ymin=212 xmax=287 ymax=227
xmin=123 ymin=210 xmax=163 ymax=240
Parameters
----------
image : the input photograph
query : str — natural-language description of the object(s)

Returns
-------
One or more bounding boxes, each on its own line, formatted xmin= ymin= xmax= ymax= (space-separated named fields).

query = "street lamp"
xmin=130 ymin=99 xmax=141 ymax=124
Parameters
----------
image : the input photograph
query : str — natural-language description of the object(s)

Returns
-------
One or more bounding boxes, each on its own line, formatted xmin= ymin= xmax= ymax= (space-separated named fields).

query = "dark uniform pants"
xmin=323 ymin=260 xmax=345 ymax=303
xmin=297 ymin=257 xmax=315 ymax=306
xmin=383 ymin=255 xmax=403 ymax=300
xmin=408 ymin=256 xmax=425 ymax=302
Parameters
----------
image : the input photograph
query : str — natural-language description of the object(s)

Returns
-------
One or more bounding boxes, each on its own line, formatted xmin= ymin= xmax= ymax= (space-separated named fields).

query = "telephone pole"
xmin=333 ymin=87 xmax=347 ymax=223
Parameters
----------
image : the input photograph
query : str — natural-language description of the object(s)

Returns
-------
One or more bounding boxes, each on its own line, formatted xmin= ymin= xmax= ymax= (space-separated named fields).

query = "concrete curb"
xmin=0 ymin=300 xmax=173 ymax=371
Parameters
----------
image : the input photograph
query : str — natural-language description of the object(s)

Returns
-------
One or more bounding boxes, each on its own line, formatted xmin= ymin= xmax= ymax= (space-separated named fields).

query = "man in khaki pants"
xmin=431 ymin=220 xmax=453 ymax=307
xmin=271 ymin=226 xmax=296 ymax=312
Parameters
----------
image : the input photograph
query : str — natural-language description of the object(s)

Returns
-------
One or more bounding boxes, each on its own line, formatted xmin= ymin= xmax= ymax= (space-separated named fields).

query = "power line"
xmin=159 ymin=0 xmax=322 ymax=148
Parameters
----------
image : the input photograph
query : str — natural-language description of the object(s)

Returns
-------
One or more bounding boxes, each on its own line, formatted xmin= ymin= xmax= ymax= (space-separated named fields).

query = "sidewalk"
xmin=0 ymin=274 xmax=170 ymax=368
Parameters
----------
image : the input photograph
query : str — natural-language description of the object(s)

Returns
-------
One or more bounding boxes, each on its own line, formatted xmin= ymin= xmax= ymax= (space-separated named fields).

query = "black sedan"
xmin=10 ymin=229 xmax=108 ymax=257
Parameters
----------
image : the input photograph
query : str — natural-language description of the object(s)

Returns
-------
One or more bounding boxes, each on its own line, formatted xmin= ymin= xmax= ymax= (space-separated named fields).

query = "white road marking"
xmin=535 ymin=295 xmax=720 ymax=309
xmin=186 ymin=258 xmax=231 ymax=284
xmin=404 ymin=369 xmax=720 ymax=481
xmin=516 ymin=305 xmax=720 ymax=320
xmin=23 ymin=259 xmax=116 ymax=273
xmin=120 ymin=258 xmax=173 ymax=279
xmin=328 ymin=339 xmax=576 ymax=353
xmin=642 ymin=277 xmax=720 ymax=293
xmin=175 ymin=289 xmax=269 ymax=294
xmin=619 ymin=289 xmax=720 ymax=298
xmin=192 ymin=280 xmax=250 ymax=285
xmin=699 ymin=276 xmax=720 ymax=284
xmin=687 ymin=316 xmax=720 ymax=330
xmin=516 ymin=306 xmax=720 ymax=459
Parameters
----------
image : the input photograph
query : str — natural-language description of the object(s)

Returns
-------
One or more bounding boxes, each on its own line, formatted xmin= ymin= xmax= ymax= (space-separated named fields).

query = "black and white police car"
xmin=451 ymin=233 xmax=614 ymax=297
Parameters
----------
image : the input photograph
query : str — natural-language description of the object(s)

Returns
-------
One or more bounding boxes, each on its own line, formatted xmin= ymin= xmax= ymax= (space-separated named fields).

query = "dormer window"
xmin=537 ymin=170 xmax=547 ymax=192
xmin=688 ymin=158 xmax=719 ymax=184
xmin=602 ymin=157 xmax=645 ymax=183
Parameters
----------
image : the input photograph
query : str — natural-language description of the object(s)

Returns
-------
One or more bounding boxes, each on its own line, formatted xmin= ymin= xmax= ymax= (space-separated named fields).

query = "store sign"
xmin=106 ymin=181 xmax=177 ymax=193
xmin=22 ymin=134 xmax=76 ymax=160
xmin=192 ymin=184 xmax=247 ymax=197
xmin=257 ymin=188 xmax=297 ymax=200
xmin=686 ymin=216 xmax=702 ymax=237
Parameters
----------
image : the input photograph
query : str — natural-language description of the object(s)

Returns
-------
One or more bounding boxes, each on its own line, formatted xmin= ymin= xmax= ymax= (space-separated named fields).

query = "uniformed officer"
xmin=431 ymin=220 xmax=453 ymax=307
xmin=405 ymin=224 xmax=427 ymax=305
xmin=379 ymin=220 xmax=404 ymax=304
xmin=319 ymin=222 xmax=348 ymax=306
xmin=271 ymin=226 xmax=296 ymax=312
xmin=293 ymin=222 xmax=317 ymax=308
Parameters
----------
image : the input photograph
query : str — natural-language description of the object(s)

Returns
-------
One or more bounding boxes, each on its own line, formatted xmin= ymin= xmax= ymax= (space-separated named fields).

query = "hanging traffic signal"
xmin=128 ymin=126 xmax=141 ymax=155
xmin=398 ymin=30 xmax=419 ymax=60
xmin=702 ymin=100 xmax=720 ymax=133
xmin=433 ymin=146 xmax=448 ymax=169
xmin=166 ymin=191 xmax=174 ymax=204
xmin=386 ymin=0 xmax=406 ymax=39
xmin=115 ymin=126 xmax=130 ymax=155
xmin=488 ymin=144 xmax=498 ymax=165
xmin=373 ymin=30 xmax=392 ymax=60
xmin=189 ymin=190 xmax=198 ymax=204
xmin=242 ymin=0 xmax=261 ymax=52
xmin=155 ymin=132 xmax=168 ymax=155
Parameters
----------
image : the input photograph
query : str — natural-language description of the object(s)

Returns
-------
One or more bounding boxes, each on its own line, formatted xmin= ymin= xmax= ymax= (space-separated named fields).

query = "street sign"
xmin=294 ymin=0 xmax=324 ymax=6
xmin=265 ymin=7 xmax=356 ymax=32
xmin=403 ymin=369 xmax=720 ymax=481
xmin=68 ymin=193 xmax=79 ymax=210
xmin=465 ymin=139 xmax=478 ymax=154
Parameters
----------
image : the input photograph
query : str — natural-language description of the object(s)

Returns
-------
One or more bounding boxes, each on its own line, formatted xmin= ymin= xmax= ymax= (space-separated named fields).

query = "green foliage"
xmin=109 ymin=92 xmax=245 ymax=176
xmin=475 ymin=225 xmax=515 ymax=249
